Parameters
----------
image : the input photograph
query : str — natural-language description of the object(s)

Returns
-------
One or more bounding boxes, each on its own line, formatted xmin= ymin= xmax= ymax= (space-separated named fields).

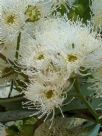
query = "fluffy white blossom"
xmin=90 ymin=0 xmax=102 ymax=28
xmin=24 ymin=79 xmax=70 ymax=123
xmin=0 ymin=0 xmax=25 ymax=35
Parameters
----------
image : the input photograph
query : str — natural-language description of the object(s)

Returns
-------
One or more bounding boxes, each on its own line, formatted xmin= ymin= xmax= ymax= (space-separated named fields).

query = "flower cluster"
xmin=0 ymin=0 xmax=102 ymax=123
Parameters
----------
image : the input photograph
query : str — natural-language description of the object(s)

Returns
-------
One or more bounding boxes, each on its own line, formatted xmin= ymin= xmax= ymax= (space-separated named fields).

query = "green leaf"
xmin=6 ymin=125 xmax=19 ymax=136
xmin=0 ymin=110 xmax=35 ymax=123
xmin=34 ymin=117 xmax=101 ymax=136
xmin=19 ymin=125 xmax=34 ymax=136
xmin=87 ymin=124 xmax=100 ymax=136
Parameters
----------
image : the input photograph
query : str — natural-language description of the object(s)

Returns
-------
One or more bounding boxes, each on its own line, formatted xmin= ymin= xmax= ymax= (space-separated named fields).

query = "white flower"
xmin=1 ymin=0 xmax=25 ymax=35
xmin=90 ymin=0 xmax=102 ymax=28
xmin=19 ymin=37 xmax=51 ymax=72
xmin=60 ymin=47 xmax=86 ymax=74
xmin=24 ymin=79 xmax=70 ymax=122
xmin=88 ymin=66 xmax=102 ymax=98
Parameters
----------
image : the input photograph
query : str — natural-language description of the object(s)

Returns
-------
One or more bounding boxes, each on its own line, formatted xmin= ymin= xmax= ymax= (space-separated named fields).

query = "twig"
xmin=8 ymin=80 xmax=14 ymax=98
xmin=15 ymin=32 xmax=21 ymax=60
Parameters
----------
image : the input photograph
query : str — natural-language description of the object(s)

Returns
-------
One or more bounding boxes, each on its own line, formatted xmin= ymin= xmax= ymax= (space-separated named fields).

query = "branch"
xmin=0 ymin=94 xmax=25 ymax=104
xmin=0 ymin=52 xmax=28 ymax=79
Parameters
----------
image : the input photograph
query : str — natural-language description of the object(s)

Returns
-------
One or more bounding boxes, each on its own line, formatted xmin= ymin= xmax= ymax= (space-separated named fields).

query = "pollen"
xmin=67 ymin=54 xmax=78 ymax=62
xmin=45 ymin=90 xmax=54 ymax=99
xmin=6 ymin=15 xmax=16 ymax=25
xmin=37 ymin=54 xmax=45 ymax=60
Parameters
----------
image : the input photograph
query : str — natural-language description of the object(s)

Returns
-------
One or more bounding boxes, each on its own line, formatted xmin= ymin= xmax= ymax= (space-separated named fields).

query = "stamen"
xmin=67 ymin=54 xmax=78 ymax=62
xmin=44 ymin=112 xmax=51 ymax=122
xmin=49 ymin=109 xmax=55 ymax=129
xmin=58 ymin=106 xmax=64 ymax=118
xmin=6 ymin=15 xmax=16 ymax=24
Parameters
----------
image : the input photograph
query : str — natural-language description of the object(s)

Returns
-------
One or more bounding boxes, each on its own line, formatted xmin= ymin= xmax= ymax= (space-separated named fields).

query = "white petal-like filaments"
xmin=24 ymin=79 xmax=69 ymax=122
xmin=33 ymin=18 xmax=101 ymax=74
xmin=1 ymin=0 xmax=25 ymax=35
xmin=20 ymin=17 xmax=102 ymax=119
